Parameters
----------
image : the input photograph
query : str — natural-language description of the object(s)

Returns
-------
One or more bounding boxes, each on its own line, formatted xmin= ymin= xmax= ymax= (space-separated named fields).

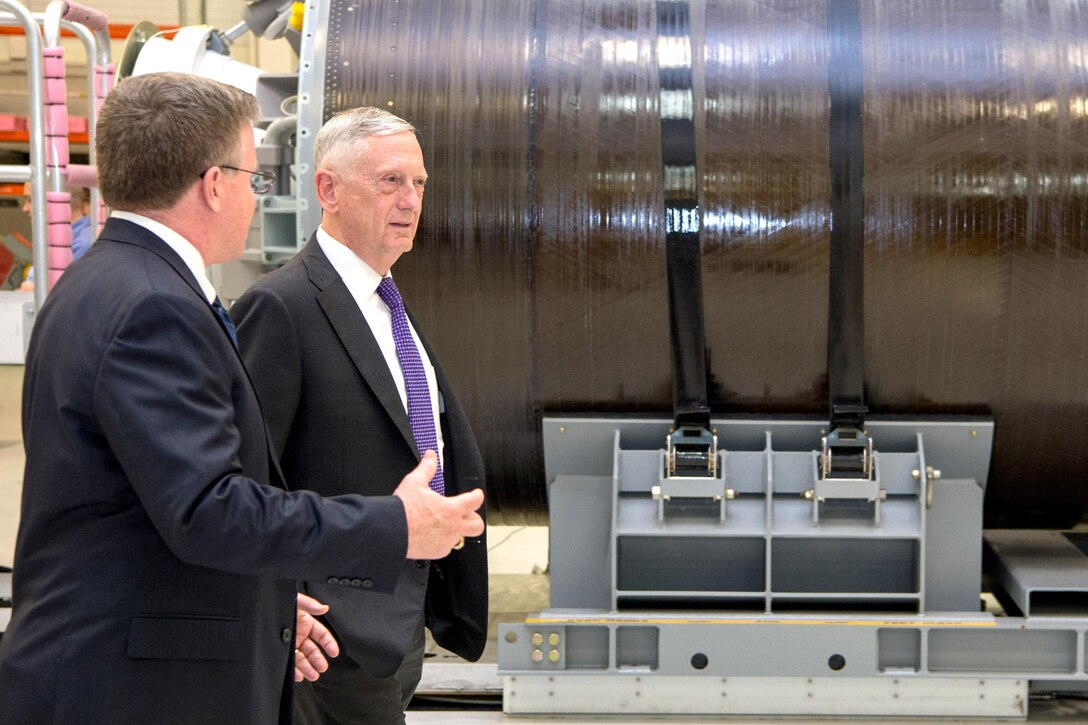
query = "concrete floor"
xmin=3 ymin=362 xmax=1088 ymax=722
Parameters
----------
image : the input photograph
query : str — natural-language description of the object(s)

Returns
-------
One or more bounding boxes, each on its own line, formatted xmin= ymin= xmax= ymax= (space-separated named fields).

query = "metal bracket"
xmin=805 ymin=480 xmax=886 ymax=528
xmin=652 ymin=481 xmax=735 ymax=526
xmin=808 ymin=427 xmax=884 ymax=527
xmin=665 ymin=426 xmax=718 ymax=478
xmin=820 ymin=426 xmax=874 ymax=480
xmin=913 ymin=465 xmax=941 ymax=509
xmin=656 ymin=428 xmax=732 ymax=525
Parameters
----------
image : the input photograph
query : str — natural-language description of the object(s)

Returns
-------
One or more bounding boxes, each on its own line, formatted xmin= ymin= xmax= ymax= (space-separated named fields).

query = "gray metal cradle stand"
xmin=498 ymin=416 xmax=1088 ymax=719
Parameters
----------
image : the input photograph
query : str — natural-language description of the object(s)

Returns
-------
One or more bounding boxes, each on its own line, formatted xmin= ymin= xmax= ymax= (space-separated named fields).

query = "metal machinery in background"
xmin=0 ymin=0 xmax=110 ymax=335
xmin=282 ymin=0 xmax=1088 ymax=533
xmin=136 ymin=0 xmax=1088 ymax=718
xmin=488 ymin=2 xmax=1088 ymax=718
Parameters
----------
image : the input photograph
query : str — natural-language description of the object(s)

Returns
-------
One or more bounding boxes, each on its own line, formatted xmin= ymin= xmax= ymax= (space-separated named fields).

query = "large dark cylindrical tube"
xmin=318 ymin=0 xmax=1088 ymax=526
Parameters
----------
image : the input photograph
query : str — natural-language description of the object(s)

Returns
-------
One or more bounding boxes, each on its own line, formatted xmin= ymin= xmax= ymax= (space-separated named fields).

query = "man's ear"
xmin=200 ymin=166 xmax=224 ymax=212
xmin=314 ymin=169 xmax=338 ymax=213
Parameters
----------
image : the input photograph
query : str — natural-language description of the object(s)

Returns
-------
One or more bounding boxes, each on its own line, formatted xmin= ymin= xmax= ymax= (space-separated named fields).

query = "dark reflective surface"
xmin=324 ymin=0 xmax=1088 ymax=526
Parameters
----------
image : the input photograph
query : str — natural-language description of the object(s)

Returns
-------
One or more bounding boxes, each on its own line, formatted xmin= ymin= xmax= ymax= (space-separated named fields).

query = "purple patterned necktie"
xmin=376 ymin=276 xmax=445 ymax=494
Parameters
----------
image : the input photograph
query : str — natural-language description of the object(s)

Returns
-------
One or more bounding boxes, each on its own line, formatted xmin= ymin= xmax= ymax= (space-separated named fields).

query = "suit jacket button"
xmin=416 ymin=560 xmax=427 ymax=569
xmin=350 ymin=578 xmax=363 ymax=587
xmin=361 ymin=578 xmax=374 ymax=589
xmin=339 ymin=577 xmax=352 ymax=586
xmin=281 ymin=628 xmax=292 ymax=643
xmin=327 ymin=576 xmax=339 ymax=585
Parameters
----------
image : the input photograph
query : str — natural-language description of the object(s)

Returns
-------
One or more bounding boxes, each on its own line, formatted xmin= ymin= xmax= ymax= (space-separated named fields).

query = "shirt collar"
xmin=316 ymin=226 xmax=388 ymax=297
xmin=111 ymin=210 xmax=218 ymax=303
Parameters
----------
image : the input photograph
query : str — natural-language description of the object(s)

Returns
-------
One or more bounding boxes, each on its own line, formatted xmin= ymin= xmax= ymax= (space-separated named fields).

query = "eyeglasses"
xmin=201 ymin=164 xmax=278 ymax=195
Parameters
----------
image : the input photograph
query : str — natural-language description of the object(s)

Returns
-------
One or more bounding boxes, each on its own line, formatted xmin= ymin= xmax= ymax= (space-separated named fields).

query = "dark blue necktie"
xmin=212 ymin=296 xmax=238 ymax=350
xmin=375 ymin=276 xmax=445 ymax=495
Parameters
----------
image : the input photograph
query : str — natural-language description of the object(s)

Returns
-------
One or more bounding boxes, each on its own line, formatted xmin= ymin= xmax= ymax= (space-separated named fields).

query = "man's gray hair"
xmin=314 ymin=107 xmax=418 ymax=173
xmin=96 ymin=72 xmax=259 ymax=212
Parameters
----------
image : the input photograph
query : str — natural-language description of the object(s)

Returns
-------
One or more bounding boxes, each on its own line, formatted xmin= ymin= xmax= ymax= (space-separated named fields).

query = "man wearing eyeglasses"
xmin=0 ymin=73 xmax=484 ymax=725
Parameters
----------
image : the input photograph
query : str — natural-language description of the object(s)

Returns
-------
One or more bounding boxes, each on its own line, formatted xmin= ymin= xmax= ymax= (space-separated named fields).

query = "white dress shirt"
xmin=316 ymin=226 xmax=446 ymax=468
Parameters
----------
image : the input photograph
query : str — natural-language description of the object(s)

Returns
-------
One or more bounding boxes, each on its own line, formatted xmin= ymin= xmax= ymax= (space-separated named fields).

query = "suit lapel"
xmin=302 ymin=239 xmax=420 ymax=459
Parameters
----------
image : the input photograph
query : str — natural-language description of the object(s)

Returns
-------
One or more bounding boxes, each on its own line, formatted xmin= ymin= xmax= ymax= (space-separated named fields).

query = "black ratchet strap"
xmin=658 ymin=0 xmax=709 ymax=431
xmin=827 ymin=0 xmax=867 ymax=431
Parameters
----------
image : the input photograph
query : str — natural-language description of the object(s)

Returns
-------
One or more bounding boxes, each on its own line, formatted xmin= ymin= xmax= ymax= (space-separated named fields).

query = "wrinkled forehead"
xmin=362 ymin=132 xmax=426 ymax=169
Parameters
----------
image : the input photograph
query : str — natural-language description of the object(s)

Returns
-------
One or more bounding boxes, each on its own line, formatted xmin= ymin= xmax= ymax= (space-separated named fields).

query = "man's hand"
xmin=394 ymin=451 xmax=485 ymax=560
xmin=295 ymin=593 xmax=339 ymax=682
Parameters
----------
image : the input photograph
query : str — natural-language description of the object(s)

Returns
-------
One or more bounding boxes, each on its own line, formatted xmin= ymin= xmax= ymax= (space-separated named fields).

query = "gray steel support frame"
xmin=986 ymin=530 xmax=1088 ymax=618
xmin=544 ymin=416 xmax=988 ymax=615
xmin=496 ymin=416 xmax=1088 ymax=718
xmin=503 ymin=672 xmax=1027 ymax=718
xmin=499 ymin=610 xmax=1088 ymax=717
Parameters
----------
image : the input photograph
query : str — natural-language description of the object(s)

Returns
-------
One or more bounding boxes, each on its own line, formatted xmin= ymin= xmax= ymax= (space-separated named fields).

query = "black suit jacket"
xmin=0 ymin=219 xmax=410 ymax=725
xmin=232 ymin=235 xmax=488 ymax=677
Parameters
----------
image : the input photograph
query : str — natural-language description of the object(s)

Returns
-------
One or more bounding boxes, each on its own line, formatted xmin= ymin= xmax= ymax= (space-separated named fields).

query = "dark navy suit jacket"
xmin=232 ymin=236 xmax=488 ymax=677
xmin=0 ymin=218 xmax=409 ymax=724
